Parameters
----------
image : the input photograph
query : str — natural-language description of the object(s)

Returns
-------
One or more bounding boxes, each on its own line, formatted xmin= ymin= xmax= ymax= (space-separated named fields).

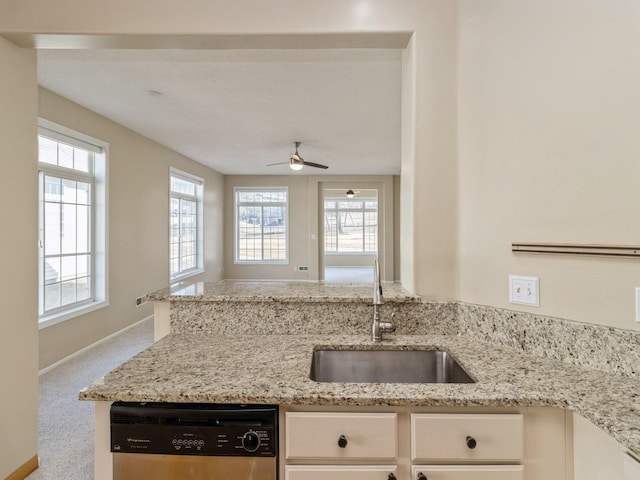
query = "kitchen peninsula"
xmin=81 ymin=281 xmax=640 ymax=480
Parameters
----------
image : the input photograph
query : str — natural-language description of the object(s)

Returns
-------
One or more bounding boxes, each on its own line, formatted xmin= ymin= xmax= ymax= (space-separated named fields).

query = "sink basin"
xmin=309 ymin=349 xmax=475 ymax=384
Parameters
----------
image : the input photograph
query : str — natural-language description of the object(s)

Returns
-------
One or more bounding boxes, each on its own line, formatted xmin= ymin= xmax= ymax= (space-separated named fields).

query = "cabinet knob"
xmin=417 ymin=473 xmax=428 ymax=480
xmin=466 ymin=435 xmax=477 ymax=449
xmin=388 ymin=474 xmax=397 ymax=480
xmin=337 ymin=435 xmax=348 ymax=448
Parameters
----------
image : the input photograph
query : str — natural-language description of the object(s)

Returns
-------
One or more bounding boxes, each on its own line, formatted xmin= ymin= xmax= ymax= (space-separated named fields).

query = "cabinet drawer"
xmin=411 ymin=414 xmax=523 ymax=462
xmin=412 ymin=465 xmax=524 ymax=480
xmin=286 ymin=412 xmax=397 ymax=460
xmin=286 ymin=465 xmax=398 ymax=480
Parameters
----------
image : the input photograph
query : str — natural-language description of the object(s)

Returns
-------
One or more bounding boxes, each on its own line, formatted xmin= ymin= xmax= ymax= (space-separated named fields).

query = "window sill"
xmin=170 ymin=268 xmax=204 ymax=283
xmin=39 ymin=300 xmax=108 ymax=330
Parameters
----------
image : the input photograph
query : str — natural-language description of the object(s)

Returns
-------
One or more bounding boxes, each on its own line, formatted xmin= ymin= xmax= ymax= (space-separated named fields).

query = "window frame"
xmin=169 ymin=167 xmax=204 ymax=282
xmin=37 ymin=119 xmax=108 ymax=328
xmin=234 ymin=187 xmax=289 ymax=265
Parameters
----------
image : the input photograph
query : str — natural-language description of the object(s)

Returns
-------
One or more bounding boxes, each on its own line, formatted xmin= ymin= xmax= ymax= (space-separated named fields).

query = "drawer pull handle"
xmin=337 ymin=435 xmax=348 ymax=448
xmin=417 ymin=473 xmax=428 ymax=480
xmin=388 ymin=474 xmax=397 ymax=480
xmin=466 ymin=435 xmax=477 ymax=449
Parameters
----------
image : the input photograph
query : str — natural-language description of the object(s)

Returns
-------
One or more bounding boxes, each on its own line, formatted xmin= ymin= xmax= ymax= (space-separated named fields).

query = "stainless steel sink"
xmin=309 ymin=349 xmax=475 ymax=384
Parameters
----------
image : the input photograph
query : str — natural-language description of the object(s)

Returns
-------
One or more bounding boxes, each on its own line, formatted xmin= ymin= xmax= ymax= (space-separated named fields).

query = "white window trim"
xmin=234 ymin=187 xmax=289 ymax=265
xmin=38 ymin=119 xmax=109 ymax=329
xmin=169 ymin=167 xmax=204 ymax=282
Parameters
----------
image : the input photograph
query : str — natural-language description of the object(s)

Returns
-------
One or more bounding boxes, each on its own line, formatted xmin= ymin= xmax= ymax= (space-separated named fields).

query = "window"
xmin=38 ymin=120 xmax=107 ymax=326
xmin=324 ymin=196 xmax=378 ymax=254
xmin=170 ymin=168 xmax=204 ymax=280
xmin=235 ymin=188 xmax=288 ymax=263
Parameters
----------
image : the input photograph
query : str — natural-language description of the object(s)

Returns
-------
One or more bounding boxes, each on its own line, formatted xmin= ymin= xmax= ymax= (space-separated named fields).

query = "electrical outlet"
xmin=509 ymin=275 xmax=539 ymax=307
xmin=135 ymin=295 xmax=147 ymax=307
xmin=636 ymin=288 xmax=640 ymax=323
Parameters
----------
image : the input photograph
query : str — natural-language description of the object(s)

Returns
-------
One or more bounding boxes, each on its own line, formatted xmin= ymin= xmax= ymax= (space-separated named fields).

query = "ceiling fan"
xmin=267 ymin=142 xmax=329 ymax=170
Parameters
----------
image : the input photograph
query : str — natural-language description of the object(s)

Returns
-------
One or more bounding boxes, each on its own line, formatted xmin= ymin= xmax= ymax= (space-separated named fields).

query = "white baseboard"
xmin=39 ymin=315 xmax=154 ymax=375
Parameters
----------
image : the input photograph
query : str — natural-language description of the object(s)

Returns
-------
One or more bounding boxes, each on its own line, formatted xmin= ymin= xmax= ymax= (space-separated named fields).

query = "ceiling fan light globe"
xmin=289 ymin=160 xmax=304 ymax=171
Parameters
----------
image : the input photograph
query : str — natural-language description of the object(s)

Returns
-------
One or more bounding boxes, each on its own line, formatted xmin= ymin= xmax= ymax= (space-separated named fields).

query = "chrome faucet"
xmin=371 ymin=259 xmax=395 ymax=342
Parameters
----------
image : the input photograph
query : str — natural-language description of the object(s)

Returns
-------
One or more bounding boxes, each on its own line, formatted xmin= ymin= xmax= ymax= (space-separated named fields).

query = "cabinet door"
xmin=286 ymin=465 xmax=397 ymax=480
xmin=411 ymin=414 xmax=524 ymax=462
xmin=625 ymin=454 xmax=640 ymax=480
xmin=286 ymin=412 xmax=397 ymax=460
xmin=411 ymin=465 xmax=524 ymax=480
xmin=574 ymin=412 xmax=625 ymax=480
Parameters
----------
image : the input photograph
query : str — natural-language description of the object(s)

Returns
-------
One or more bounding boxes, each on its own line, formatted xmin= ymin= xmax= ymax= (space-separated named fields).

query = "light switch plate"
xmin=509 ymin=275 xmax=540 ymax=307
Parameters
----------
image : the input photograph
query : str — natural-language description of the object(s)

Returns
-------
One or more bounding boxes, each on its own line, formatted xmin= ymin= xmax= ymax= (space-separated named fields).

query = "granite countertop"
xmin=146 ymin=280 xmax=421 ymax=303
xmin=80 ymin=333 xmax=640 ymax=458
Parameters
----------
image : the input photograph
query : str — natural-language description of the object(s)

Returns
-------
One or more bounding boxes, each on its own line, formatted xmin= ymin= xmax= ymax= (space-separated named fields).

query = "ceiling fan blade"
xmin=271 ymin=142 xmax=329 ymax=170
xmin=302 ymin=160 xmax=329 ymax=170
xmin=266 ymin=161 xmax=291 ymax=167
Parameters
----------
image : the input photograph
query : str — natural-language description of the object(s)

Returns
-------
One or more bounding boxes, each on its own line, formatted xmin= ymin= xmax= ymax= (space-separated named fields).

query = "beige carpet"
xmin=26 ymin=318 xmax=154 ymax=479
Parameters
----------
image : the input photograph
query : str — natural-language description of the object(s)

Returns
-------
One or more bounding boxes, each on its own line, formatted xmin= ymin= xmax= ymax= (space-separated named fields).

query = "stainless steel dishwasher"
xmin=111 ymin=402 xmax=278 ymax=480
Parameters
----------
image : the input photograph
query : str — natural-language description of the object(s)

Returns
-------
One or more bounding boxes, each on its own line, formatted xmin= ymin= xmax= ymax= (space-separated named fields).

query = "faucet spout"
xmin=373 ymin=259 xmax=383 ymax=305
xmin=371 ymin=259 xmax=395 ymax=342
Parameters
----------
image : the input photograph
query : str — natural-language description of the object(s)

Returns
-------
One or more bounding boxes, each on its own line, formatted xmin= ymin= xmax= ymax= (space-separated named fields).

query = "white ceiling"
xmin=37 ymin=49 xmax=402 ymax=176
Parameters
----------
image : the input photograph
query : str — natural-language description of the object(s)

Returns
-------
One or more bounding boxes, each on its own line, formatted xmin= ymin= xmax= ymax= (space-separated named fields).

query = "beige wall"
xmin=2 ymin=0 xmax=638 ymax=472
xmin=224 ymin=175 xmax=310 ymax=280
xmin=224 ymin=175 xmax=395 ymax=281
xmin=0 ymin=37 xmax=38 ymax=479
xmin=0 ymin=4 xmax=455 ymax=471
xmin=38 ymin=88 xmax=224 ymax=368
xmin=0 ymin=0 xmax=460 ymax=300
xmin=457 ymin=0 xmax=640 ymax=330
xmin=393 ymin=175 xmax=401 ymax=282
xmin=409 ymin=1 xmax=459 ymax=300
xmin=399 ymin=34 xmax=417 ymax=292
xmin=2 ymin=0 xmax=631 ymax=332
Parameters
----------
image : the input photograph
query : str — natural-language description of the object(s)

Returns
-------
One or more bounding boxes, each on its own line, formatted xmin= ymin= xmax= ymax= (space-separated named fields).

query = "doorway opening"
xmin=322 ymin=188 xmax=378 ymax=283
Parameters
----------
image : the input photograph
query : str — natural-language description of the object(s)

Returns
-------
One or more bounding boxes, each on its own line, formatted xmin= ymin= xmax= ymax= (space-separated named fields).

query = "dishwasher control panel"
xmin=111 ymin=402 xmax=278 ymax=457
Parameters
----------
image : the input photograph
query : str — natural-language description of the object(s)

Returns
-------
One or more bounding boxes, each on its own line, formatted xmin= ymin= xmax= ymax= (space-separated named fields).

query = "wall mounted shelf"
xmin=511 ymin=242 xmax=640 ymax=258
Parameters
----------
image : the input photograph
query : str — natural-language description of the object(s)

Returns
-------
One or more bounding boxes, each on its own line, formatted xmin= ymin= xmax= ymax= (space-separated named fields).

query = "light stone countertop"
xmin=79 ymin=333 xmax=640 ymax=458
xmin=146 ymin=280 xmax=421 ymax=303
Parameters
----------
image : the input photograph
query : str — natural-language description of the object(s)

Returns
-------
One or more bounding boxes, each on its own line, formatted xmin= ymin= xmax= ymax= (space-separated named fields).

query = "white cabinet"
xmin=285 ymin=412 xmax=398 ymax=480
xmin=286 ymin=412 xmax=397 ymax=461
xmin=573 ymin=412 xmax=628 ymax=480
xmin=411 ymin=413 xmax=524 ymax=480
xmin=411 ymin=465 xmax=524 ymax=480
xmin=411 ymin=413 xmax=524 ymax=462
xmin=284 ymin=408 xmax=567 ymax=480
xmin=286 ymin=465 xmax=398 ymax=480
xmin=624 ymin=454 xmax=640 ymax=480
